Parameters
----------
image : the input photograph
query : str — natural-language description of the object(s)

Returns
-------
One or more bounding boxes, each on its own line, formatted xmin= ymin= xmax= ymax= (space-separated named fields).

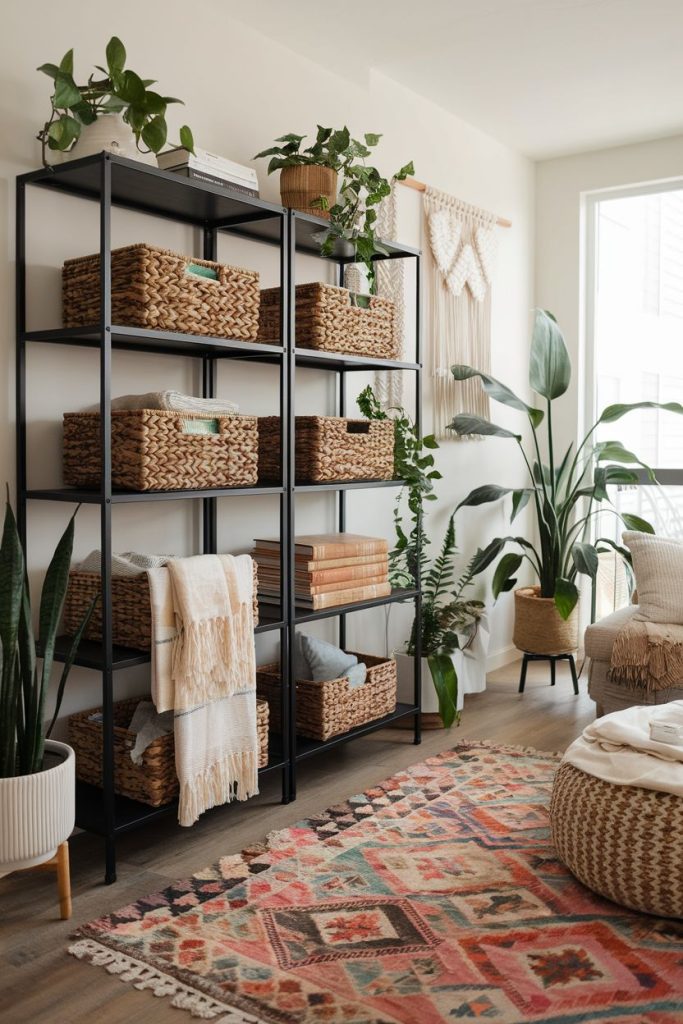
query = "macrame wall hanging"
xmin=424 ymin=185 xmax=498 ymax=439
xmin=344 ymin=185 xmax=405 ymax=411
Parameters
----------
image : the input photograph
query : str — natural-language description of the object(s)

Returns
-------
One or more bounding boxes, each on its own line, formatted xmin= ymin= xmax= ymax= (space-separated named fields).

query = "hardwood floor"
xmin=0 ymin=658 xmax=594 ymax=1024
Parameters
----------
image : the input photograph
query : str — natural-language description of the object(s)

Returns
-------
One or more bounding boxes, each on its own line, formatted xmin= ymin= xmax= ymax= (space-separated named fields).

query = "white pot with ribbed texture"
xmin=0 ymin=740 xmax=75 ymax=873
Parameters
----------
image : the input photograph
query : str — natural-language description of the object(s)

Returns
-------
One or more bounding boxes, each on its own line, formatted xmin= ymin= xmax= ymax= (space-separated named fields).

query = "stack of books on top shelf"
xmin=254 ymin=533 xmax=391 ymax=611
xmin=156 ymin=147 xmax=260 ymax=198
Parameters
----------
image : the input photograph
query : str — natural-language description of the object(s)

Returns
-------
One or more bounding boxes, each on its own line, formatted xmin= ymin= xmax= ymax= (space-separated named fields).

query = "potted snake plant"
xmin=0 ymin=499 xmax=93 ymax=875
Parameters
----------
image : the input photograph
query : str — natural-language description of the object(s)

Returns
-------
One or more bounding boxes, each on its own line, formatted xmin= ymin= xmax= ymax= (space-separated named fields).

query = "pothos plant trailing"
xmin=36 ymin=36 xmax=194 ymax=166
xmin=358 ymin=387 xmax=491 ymax=727
xmin=448 ymin=309 xmax=683 ymax=623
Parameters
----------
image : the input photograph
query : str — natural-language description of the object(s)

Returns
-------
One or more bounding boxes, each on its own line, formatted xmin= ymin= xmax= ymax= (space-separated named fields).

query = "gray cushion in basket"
xmin=301 ymin=634 xmax=366 ymax=688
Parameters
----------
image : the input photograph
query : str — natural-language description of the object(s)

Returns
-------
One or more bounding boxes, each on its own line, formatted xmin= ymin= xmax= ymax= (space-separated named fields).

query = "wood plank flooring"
xmin=0 ymin=658 xmax=595 ymax=1024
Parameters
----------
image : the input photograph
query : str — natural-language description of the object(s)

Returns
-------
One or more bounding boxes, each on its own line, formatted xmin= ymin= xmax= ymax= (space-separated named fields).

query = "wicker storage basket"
xmin=69 ymin=696 xmax=270 ymax=806
xmin=257 ymin=652 xmax=397 ymax=741
xmin=513 ymin=585 xmax=578 ymax=655
xmin=63 ymin=244 xmax=260 ymax=339
xmin=257 ymin=283 xmax=398 ymax=360
xmin=62 ymin=562 xmax=259 ymax=650
xmin=258 ymin=416 xmax=394 ymax=484
xmin=63 ymin=409 xmax=258 ymax=491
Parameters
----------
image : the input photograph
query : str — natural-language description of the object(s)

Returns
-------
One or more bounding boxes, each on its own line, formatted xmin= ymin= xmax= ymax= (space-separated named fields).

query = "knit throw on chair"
xmin=147 ymin=554 xmax=258 ymax=826
xmin=424 ymin=186 xmax=498 ymax=439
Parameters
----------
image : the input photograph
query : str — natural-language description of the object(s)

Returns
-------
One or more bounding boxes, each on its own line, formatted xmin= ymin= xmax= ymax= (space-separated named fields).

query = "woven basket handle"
xmin=345 ymin=421 xmax=370 ymax=435
xmin=184 ymin=259 xmax=220 ymax=284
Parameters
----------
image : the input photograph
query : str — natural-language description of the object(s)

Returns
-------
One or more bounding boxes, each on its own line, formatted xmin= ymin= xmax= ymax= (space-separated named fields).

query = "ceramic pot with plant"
xmin=36 ymin=36 xmax=194 ymax=167
xmin=0 ymin=499 xmax=94 ymax=876
xmin=448 ymin=309 xmax=683 ymax=655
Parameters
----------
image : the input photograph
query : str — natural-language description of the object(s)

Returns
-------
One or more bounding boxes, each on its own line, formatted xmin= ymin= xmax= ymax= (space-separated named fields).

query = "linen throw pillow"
xmin=300 ymin=634 xmax=367 ymax=688
xmin=622 ymin=530 xmax=683 ymax=624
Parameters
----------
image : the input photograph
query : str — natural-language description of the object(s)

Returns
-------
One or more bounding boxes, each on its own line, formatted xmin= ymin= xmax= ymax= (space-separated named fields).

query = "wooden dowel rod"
xmin=399 ymin=177 xmax=512 ymax=228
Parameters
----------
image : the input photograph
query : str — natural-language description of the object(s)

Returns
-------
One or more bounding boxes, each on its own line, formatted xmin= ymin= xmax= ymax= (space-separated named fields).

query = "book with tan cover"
xmin=259 ymin=573 xmax=389 ymax=598
xmin=254 ymin=551 xmax=387 ymax=572
xmin=253 ymin=533 xmax=388 ymax=560
xmin=257 ymin=560 xmax=388 ymax=586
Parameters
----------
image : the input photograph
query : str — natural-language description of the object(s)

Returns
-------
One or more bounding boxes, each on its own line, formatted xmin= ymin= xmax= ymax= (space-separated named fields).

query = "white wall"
xmin=0 ymin=0 xmax=535 ymax=728
xmin=535 ymin=133 xmax=683 ymax=449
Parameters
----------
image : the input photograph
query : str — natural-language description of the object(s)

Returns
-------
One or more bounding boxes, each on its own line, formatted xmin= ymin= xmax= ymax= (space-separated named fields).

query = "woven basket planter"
xmin=62 ymin=410 xmax=259 ymax=491
xmin=69 ymin=696 xmax=270 ymax=807
xmin=62 ymin=244 xmax=260 ymax=339
xmin=550 ymin=761 xmax=683 ymax=918
xmin=257 ymin=652 xmax=397 ymax=741
xmin=62 ymin=562 xmax=259 ymax=651
xmin=257 ymin=283 xmax=398 ymax=360
xmin=512 ymin=585 xmax=578 ymax=655
xmin=258 ymin=416 xmax=394 ymax=484
xmin=279 ymin=165 xmax=337 ymax=219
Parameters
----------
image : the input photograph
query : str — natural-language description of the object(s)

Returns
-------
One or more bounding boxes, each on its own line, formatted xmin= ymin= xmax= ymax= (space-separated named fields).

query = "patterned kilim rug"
xmin=70 ymin=742 xmax=683 ymax=1023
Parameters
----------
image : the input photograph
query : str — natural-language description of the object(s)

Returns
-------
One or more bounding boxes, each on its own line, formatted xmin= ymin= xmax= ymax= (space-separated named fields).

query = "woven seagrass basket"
xmin=62 ymin=561 xmax=259 ymax=651
xmin=62 ymin=409 xmax=259 ymax=491
xmin=62 ymin=244 xmax=260 ymax=339
xmin=258 ymin=416 xmax=394 ymax=484
xmin=257 ymin=283 xmax=398 ymax=359
xmin=550 ymin=761 xmax=683 ymax=918
xmin=257 ymin=652 xmax=397 ymax=741
xmin=513 ymin=586 xmax=578 ymax=655
xmin=69 ymin=696 xmax=270 ymax=807
xmin=279 ymin=165 xmax=337 ymax=219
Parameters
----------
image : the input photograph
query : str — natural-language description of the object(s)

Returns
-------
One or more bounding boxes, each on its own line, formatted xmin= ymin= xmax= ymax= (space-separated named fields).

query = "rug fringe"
xmin=68 ymin=939 xmax=266 ymax=1023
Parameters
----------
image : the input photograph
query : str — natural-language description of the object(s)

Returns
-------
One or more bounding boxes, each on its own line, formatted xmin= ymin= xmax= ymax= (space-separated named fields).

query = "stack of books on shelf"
xmin=156 ymin=147 xmax=260 ymax=198
xmin=254 ymin=533 xmax=391 ymax=611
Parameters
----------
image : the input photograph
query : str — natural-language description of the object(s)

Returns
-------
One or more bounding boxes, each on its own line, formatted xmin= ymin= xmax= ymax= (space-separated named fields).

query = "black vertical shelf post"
xmin=278 ymin=211 xmax=292 ymax=805
xmin=201 ymin=226 xmax=218 ymax=554
xmin=99 ymin=155 xmax=116 ymax=882
xmin=285 ymin=212 xmax=297 ymax=799
xmin=413 ymin=253 xmax=422 ymax=746
xmin=15 ymin=180 xmax=27 ymax=546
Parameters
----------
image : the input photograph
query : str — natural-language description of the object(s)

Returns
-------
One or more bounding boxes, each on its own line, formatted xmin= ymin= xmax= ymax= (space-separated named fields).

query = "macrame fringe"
xmin=68 ymin=939 xmax=266 ymax=1022
xmin=179 ymin=749 xmax=259 ymax=827
xmin=374 ymin=185 xmax=405 ymax=410
xmin=172 ymin=604 xmax=253 ymax=704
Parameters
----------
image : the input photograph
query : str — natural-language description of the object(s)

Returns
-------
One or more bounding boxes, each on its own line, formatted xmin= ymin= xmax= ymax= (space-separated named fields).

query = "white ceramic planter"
xmin=0 ymin=740 xmax=75 ymax=873
xmin=395 ymin=651 xmax=465 ymax=715
xmin=50 ymin=113 xmax=155 ymax=166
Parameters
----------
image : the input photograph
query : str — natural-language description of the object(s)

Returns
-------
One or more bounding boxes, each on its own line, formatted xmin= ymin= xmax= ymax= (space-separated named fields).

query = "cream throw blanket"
xmin=563 ymin=702 xmax=683 ymax=797
xmin=609 ymin=618 xmax=683 ymax=690
xmin=147 ymin=554 xmax=258 ymax=827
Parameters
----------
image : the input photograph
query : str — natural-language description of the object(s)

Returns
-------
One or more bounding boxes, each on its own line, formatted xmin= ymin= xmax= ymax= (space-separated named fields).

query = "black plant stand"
xmin=518 ymin=652 xmax=579 ymax=695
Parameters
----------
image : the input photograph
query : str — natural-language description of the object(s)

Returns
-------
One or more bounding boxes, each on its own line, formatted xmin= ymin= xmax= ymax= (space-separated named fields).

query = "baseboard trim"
xmin=486 ymin=644 xmax=520 ymax=672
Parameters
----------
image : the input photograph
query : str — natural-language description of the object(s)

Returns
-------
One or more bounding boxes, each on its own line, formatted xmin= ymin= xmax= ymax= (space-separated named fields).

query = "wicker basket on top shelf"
xmin=257 ymin=282 xmax=398 ymax=359
xmin=257 ymin=653 xmax=397 ymax=741
xmin=258 ymin=416 xmax=395 ymax=484
xmin=62 ymin=244 xmax=260 ymax=339
xmin=68 ymin=696 xmax=270 ymax=807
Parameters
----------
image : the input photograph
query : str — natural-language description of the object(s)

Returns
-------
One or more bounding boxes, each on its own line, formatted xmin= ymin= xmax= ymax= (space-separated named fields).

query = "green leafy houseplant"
xmin=0 ymin=499 xmax=93 ymax=778
xmin=358 ymin=386 xmax=489 ymax=726
xmin=37 ymin=36 xmax=194 ymax=166
xmin=449 ymin=309 xmax=683 ymax=623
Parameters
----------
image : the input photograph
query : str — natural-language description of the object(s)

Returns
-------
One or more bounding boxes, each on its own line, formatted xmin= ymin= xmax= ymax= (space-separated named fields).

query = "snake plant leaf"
xmin=447 ymin=415 xmax=521 ymax=440
xmin=456 ymin=484 xmax=515 ymax=511
xmin=599 ymin=400 xmax=683 ymax=424
xmin=492 ymin=552 xmax=523 ymax=599
xmin=621 ymin=512 xmax=655 ymax=534
xmin=571 ymin=542 xmax=599 ymax=579
xmin=45 ymin=594 xmax=97 ymax=743
xmin=451 ymin=365 xmax=544 ymax=427
xmin=37 ymin=510 xmax=76 ymax=703
xmin=529 ymin=309 xmax=571 ymax=400
xmin=0 ymin=501 xmax=24 ymax=676
xmin=427 ymin=653 xmax=459 ymax=729
xmin=554 ymin=577 xmax=579 ymax=619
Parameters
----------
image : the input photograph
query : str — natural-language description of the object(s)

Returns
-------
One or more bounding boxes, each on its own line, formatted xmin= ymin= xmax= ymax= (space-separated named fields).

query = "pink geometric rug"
xmin=70 ymin=741 xmax=683 ymax=1023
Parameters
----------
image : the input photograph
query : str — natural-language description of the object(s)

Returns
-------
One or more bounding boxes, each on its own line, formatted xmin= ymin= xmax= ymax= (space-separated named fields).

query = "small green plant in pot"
xmin=37 ymin=36 xmax=194 ymax=167
xmin=0 ymin=498 xmax=94 ymax=874
xmin=359 ymin=386 xmax=491 ymax=726
xmin=448 ymin=310 xmax=683 ymax=655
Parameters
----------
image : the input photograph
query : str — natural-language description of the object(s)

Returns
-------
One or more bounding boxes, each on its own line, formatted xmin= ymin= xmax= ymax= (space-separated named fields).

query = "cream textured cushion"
xmin=623 ymin=531 xmax=683 ymax=624
xmin=584 ymin=604 xmax=638 ymax=661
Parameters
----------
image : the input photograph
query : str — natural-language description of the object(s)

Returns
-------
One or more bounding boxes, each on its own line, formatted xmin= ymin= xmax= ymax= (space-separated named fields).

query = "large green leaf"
xmin=37 ymin=511 xmax=76 ymax=710
xmin=468 ymin=537 xmax=508 ymax=576
xmin=599 ymin=400 xmax=683 ymax=424
xmin=451 ymin=365 xmax=544 ymax=427
xmin=621 ymin=513 xmax=655 ymax=535
xmin=492 ymin=552 xmax=523 ymax=599
xmin=529 ymin=309 xmax=571 ymax=400
xmin=179 ymin=125 xmax=195 ymax=155
xmin=118 ymin=69 xmax=145 ymax=104
xmin=456 ymin=484 xmax=515 ymax=511
xmin=511 ymin=489 xmax=532 ymax=522
xmin=52 ymin=71 xmax=81 ymax=110
xmin=571 ymin=542 xmax=599 ymax=579
xmin=106 ymin=36 xmax=127 ymax=73
xmin=0 ymin=502 xmax=24 ymax=777
xmin=554 ymin=577 xmax=579 ymax=619
xmin=595 ymin=441 xmax=655 ymax=481
xmin=447 ymin=415 xmax=521 ymax=440
xmin=427 ymin=653 xmax=459 ymax=729
xmin=141 ymin=115 xmax=167 ymax=153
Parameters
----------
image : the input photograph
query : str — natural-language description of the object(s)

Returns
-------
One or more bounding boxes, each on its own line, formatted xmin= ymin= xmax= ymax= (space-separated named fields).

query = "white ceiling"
xmin=229 ymin=0 xmax=683 ymax=159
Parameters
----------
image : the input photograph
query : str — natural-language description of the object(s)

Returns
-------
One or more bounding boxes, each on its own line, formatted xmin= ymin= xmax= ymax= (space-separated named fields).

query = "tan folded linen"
xmin=83 ymin=390 xmax=238 ymax=415
xmin=609 ymin=617 xmax=683 ymax=691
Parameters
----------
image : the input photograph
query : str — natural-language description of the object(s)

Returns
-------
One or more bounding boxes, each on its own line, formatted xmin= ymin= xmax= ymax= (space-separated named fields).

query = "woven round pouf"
xmin=550 ymin=762 xmax=683 ymax=918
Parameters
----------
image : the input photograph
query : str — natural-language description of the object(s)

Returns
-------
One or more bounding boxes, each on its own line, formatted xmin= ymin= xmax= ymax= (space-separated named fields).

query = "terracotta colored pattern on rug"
xmin=71 ymin=742 xmax=683 ymax=1023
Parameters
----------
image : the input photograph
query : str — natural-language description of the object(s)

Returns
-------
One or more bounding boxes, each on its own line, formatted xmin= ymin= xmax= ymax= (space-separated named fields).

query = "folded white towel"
xmin=563 ymin=701 xmax=683 ymax=797
xmin=82 ymin=390 xmax=238 ymax=415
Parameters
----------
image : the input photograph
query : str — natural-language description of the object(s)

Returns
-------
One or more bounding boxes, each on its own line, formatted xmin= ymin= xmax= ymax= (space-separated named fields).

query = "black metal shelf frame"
xmin=16 ymin=152 xmax=422 ymax=884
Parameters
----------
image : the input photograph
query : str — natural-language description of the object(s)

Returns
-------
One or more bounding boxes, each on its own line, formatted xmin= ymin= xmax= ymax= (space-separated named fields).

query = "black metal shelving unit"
xmin=16 ymin=152 xmax=422 ymax=883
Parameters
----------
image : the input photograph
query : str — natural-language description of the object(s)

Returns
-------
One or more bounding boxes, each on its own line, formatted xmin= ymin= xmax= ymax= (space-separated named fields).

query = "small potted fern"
xmin=0 ymin=498 xmax=93 ymax=876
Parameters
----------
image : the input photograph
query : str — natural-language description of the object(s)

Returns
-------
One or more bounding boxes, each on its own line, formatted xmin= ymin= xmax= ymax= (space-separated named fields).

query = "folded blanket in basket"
xmin=82 ymin=390 xmax=238 ymax=415
xmin=608 ymin=617 xmax=683 ymax=690
xmin=75 ymin=550 xmax=170 ymax=577
xmin=147 ymin=554 xmax=258 ymax=827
